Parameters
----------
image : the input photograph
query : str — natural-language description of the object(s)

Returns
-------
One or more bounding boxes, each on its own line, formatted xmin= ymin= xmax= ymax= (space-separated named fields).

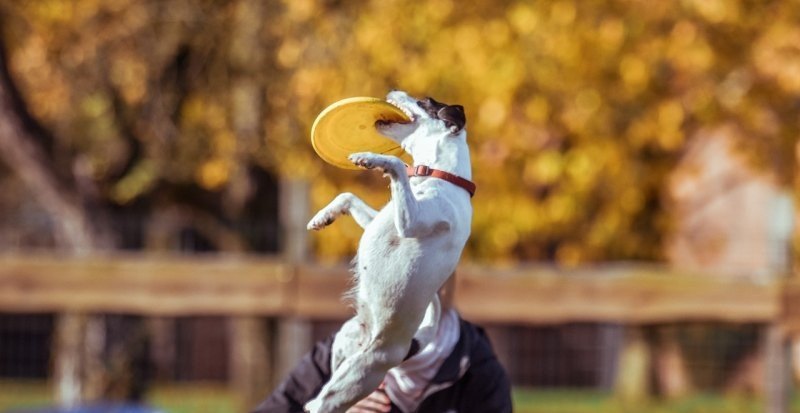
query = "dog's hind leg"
xmin=330 ymin=311 xmax=370 ymax=372
xmin=307 ymin=192 xmax=378 ymax=231
xmin=305 ymin=336 xmax=411 ymax=413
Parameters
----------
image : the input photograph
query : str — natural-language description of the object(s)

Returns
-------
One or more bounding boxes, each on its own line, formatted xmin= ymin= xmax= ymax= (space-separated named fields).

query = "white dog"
xmin=304 ymin=90 xmax=475 ymax=413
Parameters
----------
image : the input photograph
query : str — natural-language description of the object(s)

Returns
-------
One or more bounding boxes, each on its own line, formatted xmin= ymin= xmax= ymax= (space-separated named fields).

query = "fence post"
xmin=764 ymin=324 xmax=790 ymax=413
xmin=53 ymin=313 xmax=85 ymax=407
xmin=615 ymin=326 xmax=651 ymax=403
xmin=653 ymin=324 xmax=692 ymax=398
xmin=226 ymin=0 xmax=272 ymax=406
xmin=52 ymin=313 xmax=105 ymax=406
xmin=230 ymin=317 xmax=272 ymax=409
xmin=275 ymin=178 xmax=313 ymax=384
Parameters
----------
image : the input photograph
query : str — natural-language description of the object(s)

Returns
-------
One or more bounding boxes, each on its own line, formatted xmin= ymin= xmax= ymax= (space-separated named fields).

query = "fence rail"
xmin=0 ymin=254 xmax=797 ymax=330
xmin=0 ymin=253 xmax=797 ymax=413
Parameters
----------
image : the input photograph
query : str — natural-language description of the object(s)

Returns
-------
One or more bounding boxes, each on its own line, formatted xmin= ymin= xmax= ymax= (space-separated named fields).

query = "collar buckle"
xmin=414 ymin=165 xmax=431 ymax=176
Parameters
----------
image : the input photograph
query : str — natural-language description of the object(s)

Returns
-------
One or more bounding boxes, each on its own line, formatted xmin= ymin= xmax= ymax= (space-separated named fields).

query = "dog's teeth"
xmin=387 ymin=98 xmax=414 ymax=120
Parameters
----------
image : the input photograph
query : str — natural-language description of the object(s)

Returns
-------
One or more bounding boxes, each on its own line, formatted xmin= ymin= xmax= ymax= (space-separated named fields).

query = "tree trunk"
xmin=615 ymin=326 xmax=651 ymax=404
xmin=764 ymin=325 xmax=790 ymax=413
xmin=0 ymin=44 xmax=96 ymax=253
xmin=230 ymin=317 xmax=273 ymax=409
xmin=224 ymin=2 xmax=275 ymax=408
xmin=0 ymin=40 xmax=102 ymax=407
xmin=275 ymin=178 xmax=313 ymax=386
xmin=653 ymin=325 xmax=692 ymax=398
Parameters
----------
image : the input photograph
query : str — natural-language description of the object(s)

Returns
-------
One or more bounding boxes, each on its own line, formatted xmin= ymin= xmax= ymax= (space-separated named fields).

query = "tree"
xmin=0 ymin=1 xmax=279 ymax=405
xmin=261 ymin=0 xmax=799 ymax=263
xmin=1 ymin=0 xmax=798 ymax=404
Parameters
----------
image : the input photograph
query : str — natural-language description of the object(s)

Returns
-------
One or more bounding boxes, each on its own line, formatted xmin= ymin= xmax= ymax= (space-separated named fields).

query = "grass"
xmin=0 ymin=380 xmax=52 ymax=412
xmin=0 ymin=380 xmax=795 ymax=413
xmin=146 ymin=384 xmax=240 ymax=413
xmin=0 ymin=380 xmax=241 ymax=413
xmin=512 ymin=388 xmax=765 ymax=413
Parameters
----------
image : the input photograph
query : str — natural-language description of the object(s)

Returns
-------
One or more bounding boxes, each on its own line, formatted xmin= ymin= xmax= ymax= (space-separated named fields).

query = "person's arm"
xmin=458 ymin=354 xmax=513 ymax=413
xmin=346 ymin=383 xmax=393 ymax=413
xmin=251 ymin=335 xmax=334 ymax=413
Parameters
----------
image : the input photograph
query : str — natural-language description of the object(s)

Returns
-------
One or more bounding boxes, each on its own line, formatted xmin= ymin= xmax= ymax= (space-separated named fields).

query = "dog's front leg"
xmin=307 ymin=192 xmax=378 ymax=231
xmin=349 ymin=152 xmax=433 ymax=238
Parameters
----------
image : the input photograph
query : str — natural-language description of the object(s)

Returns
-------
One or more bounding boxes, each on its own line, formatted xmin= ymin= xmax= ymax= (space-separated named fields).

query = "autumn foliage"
xmin=1 ymin=0 xmax=797 ymax=263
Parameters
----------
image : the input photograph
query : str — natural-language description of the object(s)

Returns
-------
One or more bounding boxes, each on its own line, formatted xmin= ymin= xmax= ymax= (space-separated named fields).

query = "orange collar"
xmin=406 ymin=165 xmax=476 ymax=197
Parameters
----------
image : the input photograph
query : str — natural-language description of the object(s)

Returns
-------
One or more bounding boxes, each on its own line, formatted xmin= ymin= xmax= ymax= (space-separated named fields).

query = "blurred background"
xmin=0 ymin=0 xmax=798 ymax=412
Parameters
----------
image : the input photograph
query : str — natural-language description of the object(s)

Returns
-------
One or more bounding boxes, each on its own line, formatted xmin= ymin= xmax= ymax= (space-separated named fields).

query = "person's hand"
xmin=346 ymin=383 xmax=392 ymax=412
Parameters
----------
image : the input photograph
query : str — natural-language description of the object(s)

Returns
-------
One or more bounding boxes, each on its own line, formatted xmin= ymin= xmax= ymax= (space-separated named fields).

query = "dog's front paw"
xmin=307 ymin=209 xmax=337 ymax=231
xmin=349 ymin=152 xmax=381 ymax=169
xmin=349 ymin=152 xmax=400 ymax=174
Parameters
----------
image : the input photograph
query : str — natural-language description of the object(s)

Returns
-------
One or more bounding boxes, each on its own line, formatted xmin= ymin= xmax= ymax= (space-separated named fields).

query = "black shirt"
xmin=252 ymin=317 xmax=512 ymax=413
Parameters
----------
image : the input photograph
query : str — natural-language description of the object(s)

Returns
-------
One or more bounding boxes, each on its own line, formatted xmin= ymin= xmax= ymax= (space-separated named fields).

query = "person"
xmin=252 ymin=275 xmax=512 ymax=413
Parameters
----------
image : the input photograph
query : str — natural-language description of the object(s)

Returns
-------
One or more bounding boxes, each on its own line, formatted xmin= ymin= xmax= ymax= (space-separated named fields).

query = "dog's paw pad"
xmin=349 ymin=152 xmax=401 ymax=173
xmin=307 ymin=212 xmax=335 ymax=231
xmin=348 ymin=152 xmax=382 ymax=169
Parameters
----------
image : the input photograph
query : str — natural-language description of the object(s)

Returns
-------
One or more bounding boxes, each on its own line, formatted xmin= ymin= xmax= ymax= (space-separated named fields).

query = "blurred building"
xmin=667 ymin=125 xmax=794 ymax=278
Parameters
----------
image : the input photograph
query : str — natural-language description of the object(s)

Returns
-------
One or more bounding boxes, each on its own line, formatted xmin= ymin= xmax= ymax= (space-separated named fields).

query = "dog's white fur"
xmin=304 ymin=90 xmax=472 ymax=413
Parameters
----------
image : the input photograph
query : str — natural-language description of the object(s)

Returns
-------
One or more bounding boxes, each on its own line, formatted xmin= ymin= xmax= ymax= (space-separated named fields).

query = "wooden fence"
xmin=2 ymin=254 xmax=796 ymax=324
xmin=0 ymin=254 xmax=798 ymax=411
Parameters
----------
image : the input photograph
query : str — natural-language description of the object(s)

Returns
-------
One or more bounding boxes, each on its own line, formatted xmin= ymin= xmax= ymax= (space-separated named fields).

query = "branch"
xmin=0 ymin=41 xmax=97 ymax=252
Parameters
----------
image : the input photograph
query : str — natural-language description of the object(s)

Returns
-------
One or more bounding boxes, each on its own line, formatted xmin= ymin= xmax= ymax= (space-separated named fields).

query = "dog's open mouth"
xmin=385 ymin=98 xmax=415 ymax=122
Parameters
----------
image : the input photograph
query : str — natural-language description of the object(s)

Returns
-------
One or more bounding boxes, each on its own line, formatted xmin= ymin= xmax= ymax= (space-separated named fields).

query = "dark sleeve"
xmin=459 ymin=328 xmax=513 ymax=413
xmin=251 ymin=335 xmax=334 ymax=413
xmin=458 ymin=355 xmax=513 ymax=413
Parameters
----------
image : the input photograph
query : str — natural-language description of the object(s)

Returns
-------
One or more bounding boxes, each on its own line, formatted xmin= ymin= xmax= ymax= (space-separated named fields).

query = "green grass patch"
xmin=0 ymin=380 xmax=240 ymax=413
xmin=512 ymin=388 xmax=770 ymax=413
xmin=0 ymin=380 xmax=794 ymax=413
xmin=147 ymin=383 xmax=239 ymax=413
xmin=0 ymin=380 xmax=53 ymax=411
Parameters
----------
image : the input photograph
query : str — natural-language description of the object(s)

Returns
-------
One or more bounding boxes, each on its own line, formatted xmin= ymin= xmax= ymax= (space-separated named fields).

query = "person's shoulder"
xmin=458 ymin=317 xmax=496 ymax=362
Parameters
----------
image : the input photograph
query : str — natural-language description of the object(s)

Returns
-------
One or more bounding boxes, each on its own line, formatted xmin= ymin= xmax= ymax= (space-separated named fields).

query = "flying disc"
xmin=311 ymin=97 xmax=413 ymax=170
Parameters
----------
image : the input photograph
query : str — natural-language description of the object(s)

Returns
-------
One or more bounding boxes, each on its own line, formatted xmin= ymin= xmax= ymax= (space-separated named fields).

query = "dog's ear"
xmin=437 ymin=105 xmax=466 ymax=133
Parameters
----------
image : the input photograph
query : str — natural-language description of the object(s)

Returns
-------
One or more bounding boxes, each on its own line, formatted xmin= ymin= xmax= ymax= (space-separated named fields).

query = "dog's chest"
xmin=360 ymin=202 xmax=403 ymax=246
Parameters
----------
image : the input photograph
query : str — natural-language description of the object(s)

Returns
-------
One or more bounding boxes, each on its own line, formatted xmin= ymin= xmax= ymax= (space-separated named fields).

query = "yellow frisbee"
xmin=311 ymin=97 xmax=412 ymax=170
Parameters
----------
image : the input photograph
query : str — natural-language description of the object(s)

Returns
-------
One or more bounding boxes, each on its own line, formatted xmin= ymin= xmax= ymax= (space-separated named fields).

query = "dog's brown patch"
xmin=432 ymin=221 xmax=450 ymax=235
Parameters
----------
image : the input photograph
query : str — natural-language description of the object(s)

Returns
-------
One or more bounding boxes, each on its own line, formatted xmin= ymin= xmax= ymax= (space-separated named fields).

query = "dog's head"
xmin=377 ymin=90 xmax=467 ymax=162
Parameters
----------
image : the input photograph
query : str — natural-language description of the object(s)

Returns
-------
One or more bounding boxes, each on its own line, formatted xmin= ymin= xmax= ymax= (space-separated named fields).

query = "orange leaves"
xmin=109 ymin=52 xmax=147 ymax=104
xmin=657 ymin=101 xmax=686 ymax=151
xmin=179 ymin=97 xmax=238 ymax=190
xmin=619 ymin=55 xmax=650 ymax=92
xmin=667 ymin=21 xmax=715 ymax=75
xmin=2 ymin=0 xmax=797 ymax=262
xmin=753 ymin=24 xmax=800 ymax=94
xmin=682 ymin=0 xmax=741 ymax=24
